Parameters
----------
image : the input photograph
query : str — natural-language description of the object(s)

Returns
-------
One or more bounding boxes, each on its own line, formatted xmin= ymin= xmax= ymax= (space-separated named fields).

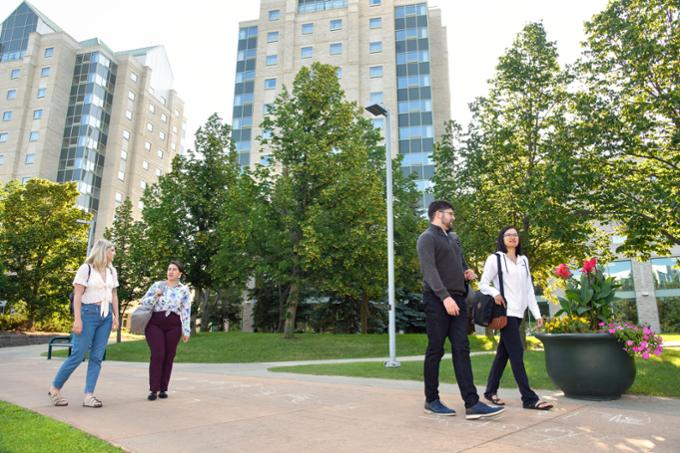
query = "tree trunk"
xmin=197 ymin=287 xmax=210 ymax=333
xmin=277 ymin=284 xmax=290 ymax=333
xmin=282 ymin=282 xmax=300 ymax=339
xmin=360 ymin=293 xmax=369 ymax=334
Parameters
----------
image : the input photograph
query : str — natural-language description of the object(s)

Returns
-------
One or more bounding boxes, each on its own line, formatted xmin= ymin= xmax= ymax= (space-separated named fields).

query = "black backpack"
xmin=472 ymin=253 xmax=507 ymax=328
xmin=68 ymin=265 xmax=91 ymax=316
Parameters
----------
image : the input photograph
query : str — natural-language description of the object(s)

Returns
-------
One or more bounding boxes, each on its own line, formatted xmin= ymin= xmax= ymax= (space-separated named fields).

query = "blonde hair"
xmin=85 ymin=239 xmax=115 ymax=271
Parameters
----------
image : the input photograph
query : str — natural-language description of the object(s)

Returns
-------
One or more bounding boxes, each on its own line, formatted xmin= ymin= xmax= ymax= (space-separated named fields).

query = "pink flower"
xmin=598 ymin=322 xmax=605 ymax=327
xmin=609 ymin=328 xmax=616 ymax=334
xmin=582 ymin=257 xmax=597 ymax=274
xmin=626 ymin=340 xmax=633 ymax=346
xmin=640 ymin=341 xmax=647 ymax=349
xmin=554 ymin=263 xmax=572 ymax=279
xmin=642 ymin=352 xmax=650 ymax=360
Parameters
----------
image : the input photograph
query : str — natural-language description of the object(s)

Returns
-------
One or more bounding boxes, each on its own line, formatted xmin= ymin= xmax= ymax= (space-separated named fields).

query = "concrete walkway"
xmin=1 ymin=344 xmax=679 ymax=452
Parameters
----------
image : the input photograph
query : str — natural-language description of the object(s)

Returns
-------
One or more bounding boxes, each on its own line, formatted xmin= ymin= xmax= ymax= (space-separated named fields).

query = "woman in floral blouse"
xmin=140 ymin=260 xmax=191 ymax=401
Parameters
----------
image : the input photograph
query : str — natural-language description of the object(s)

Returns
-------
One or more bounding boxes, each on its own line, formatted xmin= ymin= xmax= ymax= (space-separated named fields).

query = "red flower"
xmin=554 ymin=263 xmax=572 ymax=279
xmin=582 ymin=257 xmax=597 ymax=274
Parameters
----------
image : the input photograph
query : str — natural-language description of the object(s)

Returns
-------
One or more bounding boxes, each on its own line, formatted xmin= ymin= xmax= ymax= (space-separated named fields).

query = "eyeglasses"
xmin=503 ymin=233 xmax=519 ymax=238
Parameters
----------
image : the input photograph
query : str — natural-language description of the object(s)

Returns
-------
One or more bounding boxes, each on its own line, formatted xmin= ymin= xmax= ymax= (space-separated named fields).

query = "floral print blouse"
xmin=141 ymin=281 xmax=192 ymax=337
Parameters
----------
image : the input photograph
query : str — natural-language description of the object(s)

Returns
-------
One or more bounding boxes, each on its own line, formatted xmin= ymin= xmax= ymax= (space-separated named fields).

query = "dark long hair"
xmin=496 ymin=226 xmax=523 ymax=255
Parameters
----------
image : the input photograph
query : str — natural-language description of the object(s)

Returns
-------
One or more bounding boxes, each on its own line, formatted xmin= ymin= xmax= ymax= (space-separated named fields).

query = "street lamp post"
xmin=76 ymin=218 xmax=95 ymax=256
xmin=366 ymin=103 xmax=400 ymax=368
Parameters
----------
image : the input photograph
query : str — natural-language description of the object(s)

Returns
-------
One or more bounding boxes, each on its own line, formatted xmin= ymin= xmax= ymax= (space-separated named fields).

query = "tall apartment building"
xmin=0 ymin=2 xmax=186 ymax=239
xmin=232 ymin=0 xmax=450 ymax=207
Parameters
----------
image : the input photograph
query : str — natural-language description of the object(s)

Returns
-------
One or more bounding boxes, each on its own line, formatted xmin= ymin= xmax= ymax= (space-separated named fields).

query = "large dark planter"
xmin=534 ymin=332 xmax=636 ymax=400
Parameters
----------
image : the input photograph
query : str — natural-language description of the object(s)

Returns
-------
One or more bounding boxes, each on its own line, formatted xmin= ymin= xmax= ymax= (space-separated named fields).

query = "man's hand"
xmin=464 ymin=269 xmax=477 ymax=281
xmin=494 ymin=294 xmax=506 ymax=307
xmin=443 ymin=297 xmax=460 ymax=316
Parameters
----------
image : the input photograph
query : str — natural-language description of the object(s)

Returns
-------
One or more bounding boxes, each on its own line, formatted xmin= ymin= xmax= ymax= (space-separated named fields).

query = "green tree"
xmin=142 ymin=114 xmax=239 ymax=332
xmin=432 ymin=23 xmax=607 ymax=284
xmin=104 ymin=197 xmax=152 ymax=342
xmin=260 ymin=62 xmax=391 ymax=337
xmin=0 ymin=179 xmax=88 ymax=328
xmin=573 ymin=0 xmax=679 ymax=257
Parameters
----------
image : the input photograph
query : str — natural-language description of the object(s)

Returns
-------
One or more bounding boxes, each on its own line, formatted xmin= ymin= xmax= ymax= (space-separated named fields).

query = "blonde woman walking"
xmin=48 ymin=239 xmax=119 ymax=408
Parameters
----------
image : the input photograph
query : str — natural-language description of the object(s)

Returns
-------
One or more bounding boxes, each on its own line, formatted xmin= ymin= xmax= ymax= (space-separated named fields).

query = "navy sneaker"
xmin=424 ymin=399 xmax=456 ymax=416
xmin=465 ymin=401 xmax=505 ymax=420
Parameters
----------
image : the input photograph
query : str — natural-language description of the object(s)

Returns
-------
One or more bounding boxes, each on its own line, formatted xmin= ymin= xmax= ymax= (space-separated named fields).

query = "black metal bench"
xmin=47 ymin=335 xmax=72 ymax=359
xmin=47 ymin=334 xmax=106 ymax=361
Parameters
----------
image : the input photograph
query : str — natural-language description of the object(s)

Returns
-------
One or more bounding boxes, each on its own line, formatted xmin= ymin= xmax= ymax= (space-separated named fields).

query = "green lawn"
xmin=48 ymin=332 xmax=532 ymax=363
xmin=269 ymin=348 xmax=680 ymax=398
xmin=0 ymin=400 xmax=123 ymax=453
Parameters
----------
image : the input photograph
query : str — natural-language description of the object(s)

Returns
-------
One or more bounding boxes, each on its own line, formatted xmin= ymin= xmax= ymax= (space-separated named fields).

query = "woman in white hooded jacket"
xmin=479 ymin=226 xmax=553 ymax=410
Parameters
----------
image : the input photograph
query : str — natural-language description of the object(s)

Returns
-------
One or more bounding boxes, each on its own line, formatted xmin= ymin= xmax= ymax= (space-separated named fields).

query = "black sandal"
xmin=484 ymin=394 xmax=505 ymax=406
xmin=525 ymin=400 xmax=553 ymax=410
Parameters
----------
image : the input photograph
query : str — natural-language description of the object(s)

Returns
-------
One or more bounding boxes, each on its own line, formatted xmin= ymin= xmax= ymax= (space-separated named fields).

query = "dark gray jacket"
xmin=416 ymin=224 xmax=469 ymax=300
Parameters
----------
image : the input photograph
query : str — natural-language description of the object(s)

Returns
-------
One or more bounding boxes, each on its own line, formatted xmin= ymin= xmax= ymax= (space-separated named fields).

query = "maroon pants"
xmin=145 ymin=311 xmax=182 ymax=392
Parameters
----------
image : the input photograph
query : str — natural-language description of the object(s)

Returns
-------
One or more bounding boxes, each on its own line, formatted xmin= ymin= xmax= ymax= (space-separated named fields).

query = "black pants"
xmin=423 ymin=292 xmax=479 ymax=408
xmin=484 ymin=316 xmax=539 ymax=407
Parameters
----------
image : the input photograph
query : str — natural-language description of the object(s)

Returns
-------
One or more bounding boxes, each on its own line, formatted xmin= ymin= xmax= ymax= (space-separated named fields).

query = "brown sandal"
xmin=48 ymin=391 xmax=68 ymax=407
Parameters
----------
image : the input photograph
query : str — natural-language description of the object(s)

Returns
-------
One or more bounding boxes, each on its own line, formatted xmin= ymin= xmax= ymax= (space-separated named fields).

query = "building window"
xmin=44 ymin=47 xmax=54 ymax=58
xmin=266 ymin=54 xmax=278 ymax=66
xmin=130 ymin=72 xmax=138 ymax=82
xmin=22 ymin=177 xmax=31 ymax=184
xmin=268 ymin=9 xmax=280 ymax=21
xmin=138 ymin=200 xmax=144 ymax=210
xmin=33 ymin=109 xmax=43 ymax=120
xmin=0 ymin=155 xmax=4 ymax=165
xmin=301 ymin=46 xmax=313 ymax=59
xmin=267 ymin=31 xmax=279 ymax=43
xmin=159 ymin=131 xmax=166 ymax=141
xmin=0 ymin=133 xmax=7 ymax=143
xmin=128 ymin=90 xmax=136 ymax=101
xmin=117 ymin=169 xmax=125 ymax=181
xmin=302 ymin=23 xmax=314 ymax=34
xmin=40 ymin=67 xmax=50 ymax=77
xmin=125 ymin=110 xmax=133 ymax=120
xmin=121 ymin=150 xmax=128 ymax=160
xmin=25 ymin=153 xmax=35 ymax=164
xmin=161 ymin=113 xmax=167 ymax=123
xmin=160 ymin=96 xmax=167 ymax=105
xmin=157 ymin=149 xmax=164 ymax=159
xmin=370 ymin=92 xmax=383 ymax=104
xmin=330 ymin=43 xmax=342 ymax=55
xmin=369 ymin=0 xmax=381 ymax=5
xmin=172 ymin=126 xmax=178 ymax=133
xmin=143 ymin=160 xmax=149 ymax=170
xmin=149 ymin=104 xmax=156 ymax=114
xmin=10 ymin=68 xmax=20 ymax=79
xmin=6 ymin=90 xmax=16 ymax=100
xmin=2 ymin=111 xmax=11 ymax=121
xmin=336 ymin=67 xmax=342 ymax=78
xmin=115 ymin=192 xmax=123 ymax=203
xmin=264 ymin=78 xmax=276 ymax=90
xmin=123 ymin=130 xmax=131 ymax=140
xmin=147 ymin=122 xmax=154 ymax=132
xmin=171 ymin=142 xmax=176 ymax=150
xmin=29 ymin=131 xmax=39 ymax=142
xmin=369 ymin=41 xmax=383 ymax=53
xmin=144 ymin=141 xmax=151 ymax=151
xmin=652 ymin=257 xmax=680 ymax=289
xmin=369 ymin=66 xmax=383 ymax=78
xmin=37 ymin=88 xmax=46 ymax=98
xmin=155 ymin=168 xmax=162 ymax=177
xmin=140 ymin=181 xmax=147 ymax=190
xmin=330 ymin=19 xmax=342 ymax=31
xmin=369 ymin=17 xmax=382 ymax=29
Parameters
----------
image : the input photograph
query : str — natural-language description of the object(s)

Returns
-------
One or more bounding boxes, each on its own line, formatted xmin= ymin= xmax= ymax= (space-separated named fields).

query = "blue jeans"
xmin=52 ymin=304 xmax=112 ymax=393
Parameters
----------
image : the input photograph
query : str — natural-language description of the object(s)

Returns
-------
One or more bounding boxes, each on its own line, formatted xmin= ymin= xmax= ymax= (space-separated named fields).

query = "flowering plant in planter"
xmin=550 ymin=257 xmax=620 ymax=331
xmin=599 ymin=321 xmax=664 ymax=359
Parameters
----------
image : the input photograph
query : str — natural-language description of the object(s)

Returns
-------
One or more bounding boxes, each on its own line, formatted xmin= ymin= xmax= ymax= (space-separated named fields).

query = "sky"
xmin=1 ymin=0 xmax=610 ymax=148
